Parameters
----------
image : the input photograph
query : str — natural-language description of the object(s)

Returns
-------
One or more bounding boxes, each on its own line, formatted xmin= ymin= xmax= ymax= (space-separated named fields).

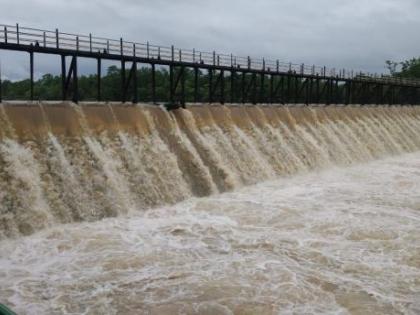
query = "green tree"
xmin=386 ymin=57 xmax=420 ymax=79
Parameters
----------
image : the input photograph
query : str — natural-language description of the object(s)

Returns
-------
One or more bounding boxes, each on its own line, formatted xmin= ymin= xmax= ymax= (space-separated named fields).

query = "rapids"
xmin=0 ymin=152 xmax=420 ymax=314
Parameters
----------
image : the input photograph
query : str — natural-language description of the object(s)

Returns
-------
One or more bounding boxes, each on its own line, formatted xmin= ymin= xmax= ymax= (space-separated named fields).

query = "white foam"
xmin=1 ymin=152 xmax=420 ymax=314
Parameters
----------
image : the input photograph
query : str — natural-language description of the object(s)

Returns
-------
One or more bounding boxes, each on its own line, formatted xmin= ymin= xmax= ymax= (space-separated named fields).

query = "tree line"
xmin=1 ymin=58 xmax=420 ymax=102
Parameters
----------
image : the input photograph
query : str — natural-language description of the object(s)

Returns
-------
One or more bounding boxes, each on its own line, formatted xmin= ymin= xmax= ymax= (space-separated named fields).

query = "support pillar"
xmin=151 ymin=63 xmax=156 ymax=104
xmin=97 ymin=58 xmax=101 ymax=101
xmin=29 ymin=51 xmax=34 ymax=101
xmin=208 ymin=69 xmax=213 ymax=103
xmin=230 ymin=71 xmax=235 ymax=103
xmin=169 ymin=65 xmax=174 ymax=104
xmin=194 ymin=67 xmax=199 ymax=103
xmin=220 ymin=70 xmax=225 ymax=104
xmin=61 ymin=55 xmax=66 ymax=100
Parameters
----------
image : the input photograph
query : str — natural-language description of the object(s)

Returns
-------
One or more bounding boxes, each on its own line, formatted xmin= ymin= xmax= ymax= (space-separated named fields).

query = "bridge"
xmin=1 ymin=23 xmax=420 ymax=107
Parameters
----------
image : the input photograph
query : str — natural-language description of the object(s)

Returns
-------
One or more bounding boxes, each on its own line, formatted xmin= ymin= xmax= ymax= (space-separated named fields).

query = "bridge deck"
xmin=1 ymin=23 xmax=420 ymax=106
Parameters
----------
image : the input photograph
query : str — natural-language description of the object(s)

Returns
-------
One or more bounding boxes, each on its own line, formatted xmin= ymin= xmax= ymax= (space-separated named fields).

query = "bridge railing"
xmin=1 ymin=23 xmax=420 ymax=87
xmin=0 ymin=24 xmax=360 ymax=78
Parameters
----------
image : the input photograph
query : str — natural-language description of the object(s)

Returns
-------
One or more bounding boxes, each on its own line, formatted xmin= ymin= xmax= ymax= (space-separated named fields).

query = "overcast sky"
xmin=1 ymin=0 xmax=420 ymax=80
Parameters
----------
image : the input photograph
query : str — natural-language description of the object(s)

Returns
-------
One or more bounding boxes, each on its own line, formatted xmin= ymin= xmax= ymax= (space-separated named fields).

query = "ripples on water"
xmin=1 ymin=152 xmax=420 ymax=314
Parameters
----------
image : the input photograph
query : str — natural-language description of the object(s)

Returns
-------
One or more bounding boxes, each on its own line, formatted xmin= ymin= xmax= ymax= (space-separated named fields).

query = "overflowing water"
xmin=1 ymin=103 xmax=420 ymax=314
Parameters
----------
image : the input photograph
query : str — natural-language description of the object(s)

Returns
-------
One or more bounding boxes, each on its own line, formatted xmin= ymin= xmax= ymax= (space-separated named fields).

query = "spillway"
xmin=1 ymin=103 xmax=420 ymax=314
xmin=1 ymin=103 xmax=420 ymax=238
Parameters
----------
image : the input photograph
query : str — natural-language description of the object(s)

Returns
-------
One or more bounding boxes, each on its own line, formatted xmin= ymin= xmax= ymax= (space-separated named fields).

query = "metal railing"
xmin=1 ymin=23 xmax=420 ymax=87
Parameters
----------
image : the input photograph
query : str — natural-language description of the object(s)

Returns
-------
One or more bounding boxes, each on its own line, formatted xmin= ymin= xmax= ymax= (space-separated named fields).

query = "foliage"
xmin=0 ymin=65 xmax=306 ymax=103
xmin=386 ymin=57 xmax=420 ymax=79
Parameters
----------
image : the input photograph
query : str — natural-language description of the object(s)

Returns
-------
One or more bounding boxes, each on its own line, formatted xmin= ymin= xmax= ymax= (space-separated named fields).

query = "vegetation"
xmin=386 ymin=58 xmax=420 ymax=79
xmin=1 ymin=57 xmax=420 ymax=102
xmin=0 ymin=65 xmax=173 ymax=101
xmin=0 ymin=65 xmax=298 ymax=103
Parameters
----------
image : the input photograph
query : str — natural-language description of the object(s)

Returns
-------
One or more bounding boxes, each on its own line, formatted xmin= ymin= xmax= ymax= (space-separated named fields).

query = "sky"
xmin=1 ymin=0 xmax=420 ymax=80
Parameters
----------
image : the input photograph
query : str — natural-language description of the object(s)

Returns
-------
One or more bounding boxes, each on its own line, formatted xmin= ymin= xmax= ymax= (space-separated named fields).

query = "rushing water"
xmin=1 ymin=152 xmax=420 ymax=314
xmin=1 ymin=104 xmax=420 ymax=239
xmin=1 ymin=103 xmax=420 ymax=314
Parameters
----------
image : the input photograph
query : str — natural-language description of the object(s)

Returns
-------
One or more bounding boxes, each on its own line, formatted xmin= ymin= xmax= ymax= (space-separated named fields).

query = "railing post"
xmin=56 ymin=28 xmax=59 ymax=49
xmin=43 ymin=32 xmax=46 ymax=47
xmin=4 ymin=26 xmax=7 ymax=44
xmin=147 ymin=41 xmax=150 ymax=59
xmin=171 ymin=45 xmax=174 ymax=61
xmin=213 ymin=51 xmax=216 ymax=66
xmin=276 ymin=60 xmax=279 ymax=73
xmin=120 ymin=38 xmax=123 ymax=56
xmin=89 ymin=33 xmax=92 ymax=52
xmin=16 ymin=23 xmax=19 ymax=44
xmin=76 ymin=36 xmax=79 ymax=51
xmin=247 ymin=56 xmax=251 ymax=70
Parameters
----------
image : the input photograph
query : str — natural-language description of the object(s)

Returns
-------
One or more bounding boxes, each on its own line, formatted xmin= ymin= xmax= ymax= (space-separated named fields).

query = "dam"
xmin=1 ymin=24 xmax=420 ymax=315
xmin=0 ymin=102 xmax=420 ymax=314
xmin=1 ymin=102 xmax=420 ymax=240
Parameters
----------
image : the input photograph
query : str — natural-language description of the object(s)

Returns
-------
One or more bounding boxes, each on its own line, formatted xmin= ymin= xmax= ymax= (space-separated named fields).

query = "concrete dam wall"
xmin=1 ymin=102 xmax=420 ymax=239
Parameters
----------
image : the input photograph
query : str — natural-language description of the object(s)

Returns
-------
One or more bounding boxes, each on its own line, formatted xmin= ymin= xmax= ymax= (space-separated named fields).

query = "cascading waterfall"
xmin=1 ymin=103 xmax=420 ymax=239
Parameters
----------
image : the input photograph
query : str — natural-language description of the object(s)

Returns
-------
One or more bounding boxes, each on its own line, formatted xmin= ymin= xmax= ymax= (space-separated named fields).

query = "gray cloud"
xmin=1 ymin=0 xmax=420 ymax=80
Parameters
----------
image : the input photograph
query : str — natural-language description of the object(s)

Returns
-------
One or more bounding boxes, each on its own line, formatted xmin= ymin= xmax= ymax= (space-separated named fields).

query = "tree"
xmin=385 ymin=60 xmax=399 ymax=76
xmin=386 ymin=57 xmax=420 ymax=79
